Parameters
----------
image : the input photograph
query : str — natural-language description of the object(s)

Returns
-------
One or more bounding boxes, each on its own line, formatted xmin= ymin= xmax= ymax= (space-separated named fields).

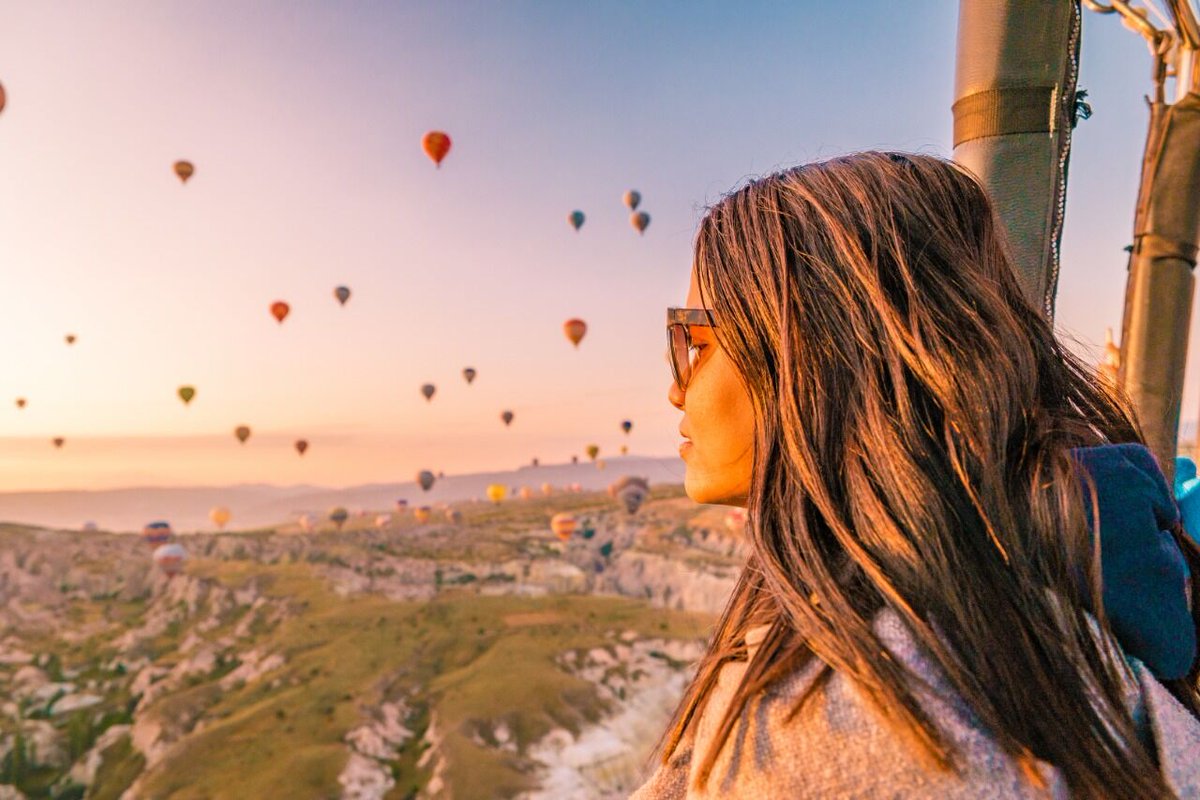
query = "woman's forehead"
xmin=686 ymin=270 xmax=707 ymax=308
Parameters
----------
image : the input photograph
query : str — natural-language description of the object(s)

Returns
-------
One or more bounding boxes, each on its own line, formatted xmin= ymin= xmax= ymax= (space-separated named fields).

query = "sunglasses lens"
xmin=669 ymin=324 xmax=690 ymax=390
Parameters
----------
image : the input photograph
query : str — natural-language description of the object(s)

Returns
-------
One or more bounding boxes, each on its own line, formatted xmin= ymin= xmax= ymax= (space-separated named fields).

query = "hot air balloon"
xmin=178 ymin=386 xmax=196 ymax=406
xmin=445 ymin=508 xmax=463 ymax=524
xmin=65 ymin=334 xmax=76 ymax=345
xmin=531 ymin=457 xmax=540 ymax=467
xmin=0 ymin=82 xmax=6 ymax=115
xmin=52 ymin=437 xmax=64 ymax=449
xmin=486 ymin=484 xmax=507 ymax=504
xmin=82 ymin=521 xmax=98 ymax=533
xmin=329 ymin=507 xmax=349 ymax=530
xmin=550 ymin=513 xmax=577 ymax=542
xmin=334 ymin=286 xmax=351 ymax=306
xmin=501 ymin=410 xmax=514 ymax=427
xmin=571 ymin=455 xmax=579 ymax=465
xmin=421 ymin=383 xmax=436 ymax=402
xmin=174 ymin=161 xmax=194 ymax=184
xmin=621 ymin=420 xmax=633 ymax=435
xmin=209 ymin=506 xmax=232 ymax=530
xmin=422 ymin=131 xmax=452 ymax=167
xmin=463 ymin=367 xmax=477 ymax=385
xmin=568 ymin=210 xmax=585 ymax=231
xmin=631 ymin=211 xmax=650 ymax=235
xmin=541 ymin=482 xmax=554 ymax=496
xmin=395 ymin=499 xmax=409 ymax=513
xmin=375 ymin=514 xmax=391 ymax=530
xmin=413 ymin=506 xmax=432 ymax=524
xmin=15 ymin=398 xmax=25 ymax=409
xmin=724 ymin=508 xmax=747 ymax=533
xmin=270 ymin=301 xmax=290 ymax=324
xmin=417 ymin=470 xmax=435 ymax=491
xmin=623 ymin=190 xmax=641 ymax=211
xmin=598 ymin=541 xmax=614 ymax=558
xmin=620 ymin=445 xmax=628 ymax=456
xmin=518 ymin=486 xmax=534 ymax=500
xmin=295 ymin=439 xmax=309 ymax=456
xmin=235 ymin=426 xmax=251 ymax=444
xmin=298 ymin=513 xmax=317 ymax=532
xmin=564 ymin=319 xmax=587 ymax=348
xmin=586 ymin=444 xmax=600 ymax=461
xmin=153 ymin=543 xmax=187 ymax=577
xmin=569 ymin=482 xmax=582 ymax=493
xmin=142 ymin=521 xmax=172 ymax=546
xmin=609 ymin=475 xmax=650 ymax=515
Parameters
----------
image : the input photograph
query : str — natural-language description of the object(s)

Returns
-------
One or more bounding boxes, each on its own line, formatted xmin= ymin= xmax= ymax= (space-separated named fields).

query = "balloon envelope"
xmin=486 ymin=484 xmax=507 ymax=504
xmin=143 ymin=521 xmax=172 ymax=546
xmin=550 ymin=513 xmax=577 ymax=542
xmin=0 ymin=82 xmax=6 ymax=115
xmin=235 ymin=426 xmax=251 ymax=444
xmin=563 ymin=319 xmax=587 ymax=348
xmin=568 ymin=210 xmax=585 ymax=231
xmin=623 ymin=190 xmax=641 ymax=210
xmin=334 ymin=286 xmax=351 ymax=306
xmin=541 ymin=482 xmax=554 ymax=496
xmin=174 ymin=161 xmax=194 ymax=184
xmin=421 ymin=384 xmax=436 ymax=402
xmin=463 ymin=367 xmax=477 ymax=385
xmin=15 ymin=398 xmax=25 ymax=409
xmin=153 ymin=543 xmax=187 ymax=576
xmin=518 ymin=486 xmax=534 ymax=500
xmin=631 ymin=211 xmax=650 ymax=234
xmin=501 ymin=410 xmax=514 ymax=427
xmin=270 ymin=301 xmax=290 ymax=323
xmin=52 ymin=437 xmax=64 ymax=449
xmin=586 ymin=444 xmax=600 ymax=461
xmin=413 ymin=506 xmax=432 ymax=523
xmin=417 ymin=470 xmax=435 ymax=491
xmin=375 ymin=514 xmax=391 ymax=529
xmin=294 ymin=439 xmax=309 ymax=456
xmin=210 ymin=506 xmax=232 ymax=529
xmin=178 ymin=386 xmax=196 ymax=405
xmin=329 ymin=507 xmax=349 ymax=529
xmin=65 ymin=334 xmax=76 ymax=345
xmin=621 ymin=420 xmax=633 ymax=435
xmin=422 ymin=131 xmax=452 ymax=167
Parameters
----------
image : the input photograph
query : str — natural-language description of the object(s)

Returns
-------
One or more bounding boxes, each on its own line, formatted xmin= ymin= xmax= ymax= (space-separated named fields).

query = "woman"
xmin=633 ymin=153 xmax=1200 ymax=799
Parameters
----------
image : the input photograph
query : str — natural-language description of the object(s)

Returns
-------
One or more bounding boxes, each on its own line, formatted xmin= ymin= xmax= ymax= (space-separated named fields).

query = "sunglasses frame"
xmin=667 ymin=307 xmax=718 ymax=393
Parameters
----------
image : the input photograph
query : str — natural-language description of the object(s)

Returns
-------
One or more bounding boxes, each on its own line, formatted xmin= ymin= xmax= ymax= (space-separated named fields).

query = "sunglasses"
xmin=667 ymin=307 xmax=718 ymax=393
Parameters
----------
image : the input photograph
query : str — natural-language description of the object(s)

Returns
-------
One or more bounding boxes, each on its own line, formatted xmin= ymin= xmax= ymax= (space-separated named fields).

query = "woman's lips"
xmin=679 ymin=440 xmax=693 ymax=457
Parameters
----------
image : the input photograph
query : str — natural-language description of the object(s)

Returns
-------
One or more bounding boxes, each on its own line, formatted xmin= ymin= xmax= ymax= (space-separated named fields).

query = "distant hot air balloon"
xmin=541 ymin=482 xmax=554 ymax=496
xmin=531 ymin=457 xmax=539 ymax=467
xmin=623 ymin=190 xmax=641 ymax=211
xmin=15 ymin=398 xmax=25 ymax=409
xmin=142 ymin=521 xmax=172 ymax=546
xmin=422 ymin=131 xmax=452 ymax=167
xmin=417 ymin=470 xmax=435 ymax=491
xmin=294 ymin=439 xmax=309 ymax=456
xmin=210 ymin=506 xmax=232 ymax=530
xmin=563 ymin=319 xmax=587 ymax=348
xmin=329 ymin=507 xmax=349 ymax=531
xmin=586 ymin=444 xmax=600 ymax=461
xmin=620 ymin=445 xmax=628 ymax=456
xmin=518 ymin=486 xmax=534 ymax=500
xmin=463 ymin=367 xmax=477 ymax=385
xmin=631 ymin=211 xmax=650 ymax=235
xmin=82 ymin=521 xmax=98 ymax=533
xmin=486 ymin=484 xmax=507 ymax=504
xmin=270 ymin=301 xmax=290 ymax=324
xmin=178 ymin=386 xmax=196 ymax=406
xmin=571 ymin=455 xmax=579 ymax=465
xmin=569 ymin=482 xmax=582 ymax=492
xmin=334 ymin=286 xmax=351 ymax=306
xmin=235 ymin=426 xmax=251 ymax=444
xmin=725 ymin=508 xmax=747 ymax=533
xmin=174 ymin=161 xmax=194 ymax=184
xmin=395 ymin=499 xmax=409 ymax=514
xmin=0 ymin=82 xmax=6 ymax=115
xmin=375 ymin=514 xmax=391 ymax=530
xmin=501 ymin=410 xmax=514 ymax=427
xmin=550 ymin=513 xmax=577 ymax=542
xmin=413 ymin=506 xmax=432 ymax=524
xmin=446 ymin=508 xmax=463 ymax=524
xmin=598 ymin=541 xmax=614 ymax=558
xmin=568 ymin=210 xmax=585 ymax=231
xmin=153 ymin=543 xmax=187 ymax=577
xmin=609 ymin=475 xmax=650 ymax=515
xmin=52 ymin=437 xmax=65 ymax=449
xmin=298 ymin=513 xmax=317 ymax=532
xmin=421 ymin=383 xmax=436 ymax=402
xmin=65 ymin=334 xmax=76 ymax=345
xmin=621 ymin=420 xmax=633 ymax=435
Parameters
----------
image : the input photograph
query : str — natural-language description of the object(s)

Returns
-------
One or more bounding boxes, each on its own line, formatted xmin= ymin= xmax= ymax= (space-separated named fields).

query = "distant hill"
xmin=0 ymin=456 xmax=686 ymax=532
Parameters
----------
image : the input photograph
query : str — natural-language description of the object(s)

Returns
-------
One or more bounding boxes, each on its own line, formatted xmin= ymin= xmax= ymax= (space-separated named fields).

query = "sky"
xmin=0 ymin=1 xmax=1190 ymax=490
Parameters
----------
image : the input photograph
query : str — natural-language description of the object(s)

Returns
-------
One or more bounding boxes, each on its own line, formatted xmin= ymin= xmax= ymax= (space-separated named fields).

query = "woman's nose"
xmin=668 ymin=378 xmax=685 ymax=410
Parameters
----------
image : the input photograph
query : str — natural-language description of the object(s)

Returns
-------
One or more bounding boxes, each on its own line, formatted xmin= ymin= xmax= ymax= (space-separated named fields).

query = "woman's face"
xmin=669 ymin=270 xmax=755 ymax=507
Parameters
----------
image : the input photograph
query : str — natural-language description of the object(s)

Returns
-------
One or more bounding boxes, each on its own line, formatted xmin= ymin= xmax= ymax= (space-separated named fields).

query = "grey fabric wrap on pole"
xmin=952 ymin=0 xmax=1081 ymax=319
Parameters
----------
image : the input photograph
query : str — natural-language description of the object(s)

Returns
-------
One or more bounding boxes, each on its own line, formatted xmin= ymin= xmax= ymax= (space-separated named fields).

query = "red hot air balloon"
xmin=142 ymin=520 xmax=173 ymax=546
xmin=422 ymin=131 xmax=452 ymax=168
xmin=295 ymin=439 xmax=309 ymax=456
xmin=270 ymin=301 xmax=290 ymax=323
xmin=563 ymin=319 xmax=587 ymax=348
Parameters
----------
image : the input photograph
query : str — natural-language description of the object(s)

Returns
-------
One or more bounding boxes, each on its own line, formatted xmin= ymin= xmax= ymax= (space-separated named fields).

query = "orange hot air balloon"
xmin=52 ymin=437 xmax=65 ymax=449
xmin=295 ymin=439 xmax=309 ymax=456
xmin=631 ymin=211 xmax=651 ymax=234
xmin=485 ymin=484 xmax=507 ymax=504
xmin=422 ymin=131 xmax=452 ymax=167
xmin=413 ymin=506 xmax=432 ymax=524
xmin=235 ymin=425 xmax=251 ymax=444
xmin=15 ymin=398 xmax=25 ymax=409
xmin=210 ymin=506 xmax=232 ymax=530
xmin=174 ymin=160 xmax=194 ymax=184
xmin=541 ymin=482 xmax=554 ymax=496
xmin=65 ymin=334 xmax=77 ymax=345
xmin=550 ymin=513 xmax=577 ymax=542
xmin=519 ymin=486 xmax=534 ymax=500
xmin=270 ymin=301 xmax=290 ymax=324
xmin=563 ymin=318 xmax=587 ymax=348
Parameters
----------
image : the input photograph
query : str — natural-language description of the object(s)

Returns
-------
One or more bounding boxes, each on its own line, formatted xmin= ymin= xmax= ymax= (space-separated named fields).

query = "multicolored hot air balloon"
xmin=334 ymin=286 xmax=351 ymax=306
xmin=621 ymin=420 xmax=633 ymax=435
xmin=623 ymin=190 xmax=641 ymax=211
xmin=15 ymin=398 xmax=25 ymax=409
xmin=550 ymin=513 xmax=577 ymax=542
xmin=422 ymin=131 xmax=452 ymax=167
xmin=564 ymin=319 xmax=587 ymax=348
xmin=463 ymin=367 xmax=477 ymax=385
xmin=270 ymin=301 xmax=290 ymax=324
xmin=421 ymin=383 xmax=436 ymax=402
xmin=210 ymin=506 xmax=232 ymax=530
xmin=65 ymin=334 xmax=76 ymax=345
xmin=235 ymin=426 xmax=251 ymax=444
xmin=568 ymin=210 xmax=585 ymax=231
xmin=417 ymin=470 xmax=435 ymax=491
xmin=486 ymin=484 xmax=507 ymax=504
xmin=329 ymin=507 xmax=349 ymax=531
xmin=178 ymin=386 xmax=196 ymax=406
xmin=501 ymin=410 xmax=514 ymax=427
xmin=142 ymin=521 xmax=172 ymax=546
xmin=295 ymin=439 xmax=309 ymax=456
xmin=586 ymin=444 xmax=600 ymax=462
xmin=174 ymin=161 xmax=194 ymax=184
xmin=609 ymin=475 xmax=650 ymax=515
xmin=153 ymin=543 xmax=187 ymax=577
xmin=52 ymin=437 xmax=64 ymax=449
xmin=631 ymin=211 xmax=650 ymax=235
xmin=413 ymin=506 xmax=432 ymax=524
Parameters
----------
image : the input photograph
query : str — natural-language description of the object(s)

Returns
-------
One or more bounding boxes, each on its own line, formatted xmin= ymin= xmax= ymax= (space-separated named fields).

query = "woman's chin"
xmin=684 ymin=474 xmax=748 ymax=507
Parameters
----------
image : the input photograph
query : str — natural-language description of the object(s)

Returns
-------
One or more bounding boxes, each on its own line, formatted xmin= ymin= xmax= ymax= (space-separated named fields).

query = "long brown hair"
xmin=662 ymin=152 xmax=1199 ymax=798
